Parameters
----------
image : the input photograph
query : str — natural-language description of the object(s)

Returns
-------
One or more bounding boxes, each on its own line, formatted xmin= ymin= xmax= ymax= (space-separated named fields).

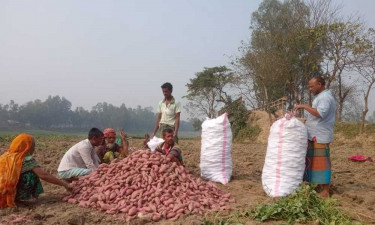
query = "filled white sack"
xmin=200 ymin=113 xmax=233 ymax=184
xmin=262 ymin=114 xmax=307 ymax=197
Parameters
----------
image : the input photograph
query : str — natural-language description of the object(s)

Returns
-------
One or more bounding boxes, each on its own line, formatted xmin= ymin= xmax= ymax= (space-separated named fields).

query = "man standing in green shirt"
xmin=151 ymin=82 xmax=181 ymax=143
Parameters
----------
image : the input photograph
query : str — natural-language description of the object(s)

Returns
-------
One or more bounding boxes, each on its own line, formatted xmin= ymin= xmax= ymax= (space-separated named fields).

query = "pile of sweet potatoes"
xmin=62 ymin=150 xmax=234 ymax=221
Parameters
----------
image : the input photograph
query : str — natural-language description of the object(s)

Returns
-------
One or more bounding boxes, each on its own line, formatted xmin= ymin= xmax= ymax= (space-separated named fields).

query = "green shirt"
xmin=21 ymin=154 xmax=40 ymax=174
xmin=157 ymin=97 xmax=181 ymax=126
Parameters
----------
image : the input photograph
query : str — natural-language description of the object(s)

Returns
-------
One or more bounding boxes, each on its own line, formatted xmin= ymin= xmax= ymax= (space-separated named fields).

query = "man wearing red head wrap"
xmin=98 ymin=128 xmax=128 ymax=163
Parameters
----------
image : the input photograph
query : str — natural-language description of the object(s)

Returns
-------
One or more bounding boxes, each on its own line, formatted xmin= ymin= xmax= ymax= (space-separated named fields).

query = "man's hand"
xmin=294 ymin=104 xmax=321 ymax=118
xmin=294 ymin=104 xmax=308 ymax=111
xmin=173 ymin=131 xmax=178 ymax=138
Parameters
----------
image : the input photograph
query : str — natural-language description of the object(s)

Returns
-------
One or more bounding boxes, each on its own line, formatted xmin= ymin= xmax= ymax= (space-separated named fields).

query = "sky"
xmin=0 ymin=0 xmax=374 ymax=120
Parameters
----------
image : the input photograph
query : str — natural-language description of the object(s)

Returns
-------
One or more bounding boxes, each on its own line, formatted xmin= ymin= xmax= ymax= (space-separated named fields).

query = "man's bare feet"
xmin=318 ymin=191 xmax=329 ymax=198
xmin=318 ymin=184 xmax=330 ymax=198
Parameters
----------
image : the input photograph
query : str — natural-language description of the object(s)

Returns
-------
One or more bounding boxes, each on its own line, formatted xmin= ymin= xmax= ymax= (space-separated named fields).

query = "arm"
xmin=294 ymin=104 xmax=321 ymax=118
xmin=151 ymin=113 xmax=162 ymax=138
xmin=119 ymin=130 xmax=129 ymax=156
xmin=32 ymin=167 xmax=72 ymax=191
xmin=167 ymin=148 xmax=182 ymax=165
xmin=143 ymin=139 xmax=150 ymax=149
xmin=154 ymin=143 xmax=163 ymax=154
xmin=174 ymin=112 xmax=180 ymax=137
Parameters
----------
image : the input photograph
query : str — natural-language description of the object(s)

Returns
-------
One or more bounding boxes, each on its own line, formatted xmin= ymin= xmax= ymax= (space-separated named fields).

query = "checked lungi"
xmin=304 ymin=140 xmax=331 ymax=184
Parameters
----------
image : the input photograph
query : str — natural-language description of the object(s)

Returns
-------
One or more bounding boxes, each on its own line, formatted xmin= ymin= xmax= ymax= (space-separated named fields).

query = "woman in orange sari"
xmin=0 ymin=134 xmax=71 ymax=208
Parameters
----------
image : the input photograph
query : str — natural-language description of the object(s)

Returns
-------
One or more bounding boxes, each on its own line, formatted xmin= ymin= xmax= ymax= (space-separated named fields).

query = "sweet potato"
xmin=62 ymin=149 xmax=234 ymax=222
xmin=128 ymin=207 xmax=138 ymax=216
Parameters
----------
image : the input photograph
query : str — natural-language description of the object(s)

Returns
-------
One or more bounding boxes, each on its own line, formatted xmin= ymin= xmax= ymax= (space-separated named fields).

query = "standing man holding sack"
xmin=151 ymin=82 xmax=181 ymax=143
xmin=295 ymin=76 xmax=336 ymax=198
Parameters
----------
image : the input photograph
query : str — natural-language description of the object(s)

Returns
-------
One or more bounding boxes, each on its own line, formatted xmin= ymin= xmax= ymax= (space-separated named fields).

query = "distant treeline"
xmin=0 ymin=96 xmax=194 ymax=133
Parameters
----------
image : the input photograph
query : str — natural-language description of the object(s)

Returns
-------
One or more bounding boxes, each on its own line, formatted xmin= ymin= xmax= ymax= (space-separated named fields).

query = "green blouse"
xmin=21 ymin=154 xmax=40 ymax=174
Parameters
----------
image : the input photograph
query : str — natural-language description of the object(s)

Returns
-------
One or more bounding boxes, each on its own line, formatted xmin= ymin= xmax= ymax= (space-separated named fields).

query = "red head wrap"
xmin=103 ymin=128 xmax=116 ymax=137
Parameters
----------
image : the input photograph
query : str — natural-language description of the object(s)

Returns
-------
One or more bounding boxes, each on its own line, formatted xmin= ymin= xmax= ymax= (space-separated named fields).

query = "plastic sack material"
xmin=200 ymin=113 xmax=232 ymax=184
xmin=348 ymin=154 xmax=373 ymax=162
xmin=147 ymin=136 xmax=164 ymax=151
xmin=262 ymin=114 xmax=308 ymax=197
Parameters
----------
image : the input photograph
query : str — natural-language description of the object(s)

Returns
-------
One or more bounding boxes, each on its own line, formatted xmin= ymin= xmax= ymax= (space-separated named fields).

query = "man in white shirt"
xmin=151 ymin=82 xmax=181 ymax=143
xmin=58 ymin=128 xmax=104 ymax=182
xmin=295 ymin=76 xmax=336 ymax=198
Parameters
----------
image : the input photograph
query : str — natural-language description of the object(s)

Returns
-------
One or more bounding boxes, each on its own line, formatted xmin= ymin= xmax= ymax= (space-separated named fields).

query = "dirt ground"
xmin=0 ymin=134 xmax=375 ymax=225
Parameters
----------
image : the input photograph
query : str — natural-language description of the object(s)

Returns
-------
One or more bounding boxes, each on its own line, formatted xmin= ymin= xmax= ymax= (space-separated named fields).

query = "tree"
xmin=352 ymin=28 xmax=375 ymax=133
xmin=321 ymin=21 xmax=364 ymax=121
xmin=236 ymin=0 xmax=370 ymax=126
xmin=0 ymin=97 xmax=189 ymax=133
xmin=190 ymin=118 xmax=203 ymax=131
xmin=184 ymin=66 xmax=235 ymax=119
xmin=236 ymin=0 xmax=326 ymax=123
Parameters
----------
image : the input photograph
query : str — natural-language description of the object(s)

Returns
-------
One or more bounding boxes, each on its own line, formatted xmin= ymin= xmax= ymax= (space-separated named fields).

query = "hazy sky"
xmin=1 ymin=0 xmax=374 ymax=120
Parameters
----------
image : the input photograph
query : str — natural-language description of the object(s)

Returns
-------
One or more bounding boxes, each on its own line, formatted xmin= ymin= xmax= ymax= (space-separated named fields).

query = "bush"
xmin=236 ymin=124 xmax=261 ymax=142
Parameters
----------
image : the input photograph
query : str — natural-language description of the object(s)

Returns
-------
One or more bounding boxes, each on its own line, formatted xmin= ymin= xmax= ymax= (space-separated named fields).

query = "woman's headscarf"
xmin=0 ymin=133 xmax=34 ymax=208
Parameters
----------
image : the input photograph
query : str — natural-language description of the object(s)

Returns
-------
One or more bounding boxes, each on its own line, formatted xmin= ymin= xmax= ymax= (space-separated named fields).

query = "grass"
xmin=334 ymin=122 xmax=375 ymax=138
xmin=204 ymin=184 xmax=357 ymax=225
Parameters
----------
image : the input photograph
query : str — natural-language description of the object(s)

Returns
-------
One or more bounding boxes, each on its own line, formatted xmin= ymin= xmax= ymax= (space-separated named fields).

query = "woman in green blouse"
xmin=0 ymin=134 xmax=72 ymax=208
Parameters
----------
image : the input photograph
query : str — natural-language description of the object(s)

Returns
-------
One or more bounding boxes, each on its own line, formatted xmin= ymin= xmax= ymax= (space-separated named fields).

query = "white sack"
xmin=200 ymin=113 xmax=232 ymax=184
xmin=147 ymin=136 xmax=164 ymax=151
xmin=262 ymin=115 xmax=307 ymax=197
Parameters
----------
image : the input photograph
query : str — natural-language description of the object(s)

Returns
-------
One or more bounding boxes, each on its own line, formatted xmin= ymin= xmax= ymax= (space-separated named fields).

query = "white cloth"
xmin=157 ymin=97 xmax=181 ymax=126
xmin=200 ymin=113 xmax=232 ymax=184
xmin=262 ymin=115 xmax=308 ymax=197
xmin=305 ymin=89 xmax=336 ymax=143
xmin=58 ymin=139 xmax=100 ymax=172
xmin=147 ymin=136 xmax=164 ymax=151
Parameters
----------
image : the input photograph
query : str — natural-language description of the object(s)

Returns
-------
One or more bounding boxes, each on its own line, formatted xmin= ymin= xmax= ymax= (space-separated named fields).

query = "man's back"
xmin=58 ymin=139 xmax=99 ymax=171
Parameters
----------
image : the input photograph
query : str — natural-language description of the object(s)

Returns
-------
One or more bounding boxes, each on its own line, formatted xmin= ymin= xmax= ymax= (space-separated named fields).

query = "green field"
xmin=0 ymin=128 xmax=199 ymax=139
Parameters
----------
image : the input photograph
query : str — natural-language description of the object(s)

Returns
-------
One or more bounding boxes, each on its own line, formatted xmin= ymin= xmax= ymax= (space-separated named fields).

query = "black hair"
xmin=88 ymin=128 xmax=104 ymax=139
xmin=312 ymin=76 xmax=326 ymax=86
xmin=162 ymin=128 xmax=174 ymax=137
xmin=161 ymin=82 xmax=173 ymax=91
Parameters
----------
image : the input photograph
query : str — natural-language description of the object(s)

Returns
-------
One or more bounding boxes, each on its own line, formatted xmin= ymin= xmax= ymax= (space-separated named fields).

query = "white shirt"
xmin=305 ymin=89 xmax=336 ymax=143
xmin=157 ymin=97 xmax=181 ymax=126
xmin=57 ymin=139 xmax=100 ymax=172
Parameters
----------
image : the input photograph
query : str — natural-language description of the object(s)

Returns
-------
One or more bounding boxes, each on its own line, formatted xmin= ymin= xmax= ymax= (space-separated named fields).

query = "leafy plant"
xmin=249 ymin=184 xmax=355 ymax=225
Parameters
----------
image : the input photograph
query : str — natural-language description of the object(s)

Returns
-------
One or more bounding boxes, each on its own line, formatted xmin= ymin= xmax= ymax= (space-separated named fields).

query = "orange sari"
xmin=0 ymin=133 xmax=33 ymax=208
